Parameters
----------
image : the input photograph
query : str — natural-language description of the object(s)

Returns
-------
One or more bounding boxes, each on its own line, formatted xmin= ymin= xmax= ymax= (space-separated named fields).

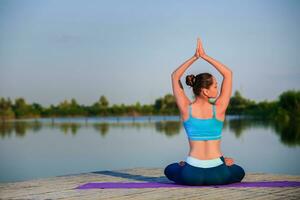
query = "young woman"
xmin=164 ymin=38 xmax=245 ymax=185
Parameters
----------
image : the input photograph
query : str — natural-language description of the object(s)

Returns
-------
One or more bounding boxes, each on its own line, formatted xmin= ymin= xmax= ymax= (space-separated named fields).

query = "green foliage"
xmin=154 ymin=94 xmax=177 ymax=115
xmin=13 ymin=98 xmax=32 ymax=118
xmin=98 ymin=95 xmax=109 ymax=107
xmin=0 ymin=97 xmax=15 ymax=120
xmin=278 ymin=90 xmax=300 ymax=120
xmin=229 ymin=91 xmax=256 ymax=115
xmin=0 ymin=89 xmax=299 ymax=121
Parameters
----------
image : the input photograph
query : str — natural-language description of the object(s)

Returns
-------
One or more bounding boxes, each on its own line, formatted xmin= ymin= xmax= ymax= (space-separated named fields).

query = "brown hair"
xmin=186 ymin=73 xmax=214 ymax=96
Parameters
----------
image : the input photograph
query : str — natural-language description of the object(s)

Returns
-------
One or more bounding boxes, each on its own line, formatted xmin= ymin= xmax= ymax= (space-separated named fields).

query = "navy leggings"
xmin=164 ymin=156 xmax=245 ymax=185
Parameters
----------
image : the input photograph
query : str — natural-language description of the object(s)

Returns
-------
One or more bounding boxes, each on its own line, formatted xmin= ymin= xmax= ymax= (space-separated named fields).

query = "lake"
xmin=0 ymin=115 xmax=299 ymax=183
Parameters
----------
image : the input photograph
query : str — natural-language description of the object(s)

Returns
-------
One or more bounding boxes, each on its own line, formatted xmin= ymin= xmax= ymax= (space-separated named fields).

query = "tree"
xmin=13 ymin=97 xmax=31 ymax=118
xmin=99 ymin=95 xmax=109 ymax=108
xmin=0 ymin=97 xmax=15 ymax=120
xmin=278 ymin=90 xmax=300 ymax=119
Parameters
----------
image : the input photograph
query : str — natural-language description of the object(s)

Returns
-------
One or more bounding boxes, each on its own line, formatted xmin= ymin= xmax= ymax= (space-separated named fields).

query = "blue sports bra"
xmin=183 ymin=103 xmax=224 ymax=141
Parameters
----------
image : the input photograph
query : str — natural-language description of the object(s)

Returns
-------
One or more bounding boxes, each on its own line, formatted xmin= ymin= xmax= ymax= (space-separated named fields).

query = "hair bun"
xmin=186 ymin=74 xmax=196 ymax=87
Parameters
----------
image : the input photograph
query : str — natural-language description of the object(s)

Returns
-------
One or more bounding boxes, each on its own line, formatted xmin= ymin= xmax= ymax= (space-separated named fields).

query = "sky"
xmin=0 ymin=0 xmax=299 ymax=107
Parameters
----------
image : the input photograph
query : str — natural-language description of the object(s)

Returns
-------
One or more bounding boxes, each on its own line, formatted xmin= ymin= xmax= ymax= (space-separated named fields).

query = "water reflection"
xmin=0 ymin=116 xmax=299 ymax=147
xmin=273 ymin=118 xmax=300 ymax=147
xmin=227 ymin=118 xmax=300 ymax=147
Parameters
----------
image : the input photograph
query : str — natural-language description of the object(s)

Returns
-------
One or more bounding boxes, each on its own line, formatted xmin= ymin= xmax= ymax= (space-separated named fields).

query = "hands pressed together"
xmin=194 ymin=37 xmax=207 ymax=59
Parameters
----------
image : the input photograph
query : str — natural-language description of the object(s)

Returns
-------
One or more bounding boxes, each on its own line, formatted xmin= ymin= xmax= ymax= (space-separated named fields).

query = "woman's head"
xmin=186 ymin=73 xmax=218 ymax=100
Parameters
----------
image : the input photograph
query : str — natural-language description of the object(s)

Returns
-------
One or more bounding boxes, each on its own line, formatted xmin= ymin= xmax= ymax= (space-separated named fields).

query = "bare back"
xmin=182 ymin=102 xmax=226 ymax=160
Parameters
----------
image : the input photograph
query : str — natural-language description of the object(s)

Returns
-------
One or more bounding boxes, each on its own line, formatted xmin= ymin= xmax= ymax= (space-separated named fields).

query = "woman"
xmin=164 ymin=38 xmax=245 ymax=186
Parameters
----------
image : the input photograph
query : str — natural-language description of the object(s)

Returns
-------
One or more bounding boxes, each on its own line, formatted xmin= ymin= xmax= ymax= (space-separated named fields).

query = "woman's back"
xmin=183 ymin=102 xmax=226 ymax=160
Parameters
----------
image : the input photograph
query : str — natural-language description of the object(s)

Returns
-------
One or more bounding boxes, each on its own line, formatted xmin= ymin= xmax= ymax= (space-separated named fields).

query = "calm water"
xmin=0 ymin=115 xmax=300 ymax=183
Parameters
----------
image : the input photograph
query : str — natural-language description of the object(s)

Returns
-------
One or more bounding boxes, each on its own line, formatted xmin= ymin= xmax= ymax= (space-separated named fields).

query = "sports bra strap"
xmin=188 ymin=104 xmax=192 ymax=116
xmin=212 ymin=104 xmax=216 ymax=118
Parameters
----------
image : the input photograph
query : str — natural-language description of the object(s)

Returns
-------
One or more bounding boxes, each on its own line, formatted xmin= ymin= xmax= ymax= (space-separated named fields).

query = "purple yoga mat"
xmin=75 ymin=181 xmax=300 ymax=189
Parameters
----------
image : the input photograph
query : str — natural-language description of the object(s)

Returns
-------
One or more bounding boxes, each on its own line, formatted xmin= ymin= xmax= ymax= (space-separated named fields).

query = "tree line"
xmin=1 ymin=89 xmax=299 ymax=123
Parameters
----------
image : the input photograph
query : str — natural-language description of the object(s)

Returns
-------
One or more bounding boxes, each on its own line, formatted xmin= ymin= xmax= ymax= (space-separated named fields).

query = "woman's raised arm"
xmin=202 ymin=54 xmax=232 ymax=112
xmin=197 ymin=37 xmax=232 ymax=75
xmin=197 ymin=38 xmax=232 ymax=111
xmin=171 ymin=38 xmax=201 ymax=77
xmin=171 ymin=55 xmax=197 ymax=114
xmin=171 ymin=38 xmax=201 ymax=115
xmin=202 ymin=54 xmax=232 ymax=75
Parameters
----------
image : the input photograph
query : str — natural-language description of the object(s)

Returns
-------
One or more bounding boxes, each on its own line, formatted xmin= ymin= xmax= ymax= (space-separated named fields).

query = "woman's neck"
xmin=193 ymin=97 xmax=211 ymax=107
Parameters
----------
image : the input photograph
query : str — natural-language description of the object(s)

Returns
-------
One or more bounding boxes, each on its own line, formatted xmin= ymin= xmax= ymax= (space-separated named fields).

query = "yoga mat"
xmin=75 ymin=181 xmax=300 ymax=189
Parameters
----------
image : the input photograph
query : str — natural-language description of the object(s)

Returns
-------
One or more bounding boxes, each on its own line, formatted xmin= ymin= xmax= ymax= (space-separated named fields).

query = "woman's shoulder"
xmin=214 ymin=102 xmax=227 ymax=115
xmin=214 ymin=103 xmax=226 ymax=121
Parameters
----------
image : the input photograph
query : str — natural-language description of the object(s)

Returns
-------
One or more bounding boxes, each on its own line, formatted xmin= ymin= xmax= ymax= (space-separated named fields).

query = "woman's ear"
xmin=202 ymin=89 xmax=209 ymax=97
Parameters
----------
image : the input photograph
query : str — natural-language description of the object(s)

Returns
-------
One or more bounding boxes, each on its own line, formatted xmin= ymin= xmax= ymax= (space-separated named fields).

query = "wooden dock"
xmin=1 ymin=168 xmax=300 ymax=199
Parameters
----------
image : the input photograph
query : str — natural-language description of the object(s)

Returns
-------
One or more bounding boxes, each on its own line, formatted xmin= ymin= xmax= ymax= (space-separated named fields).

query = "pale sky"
xmin=1 ymin=0 xmax=299 ymax=107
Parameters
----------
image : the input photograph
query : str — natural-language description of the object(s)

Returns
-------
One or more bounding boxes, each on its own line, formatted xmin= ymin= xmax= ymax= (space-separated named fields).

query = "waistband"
xmin=186 ymin=156 xmax=223 ymax=168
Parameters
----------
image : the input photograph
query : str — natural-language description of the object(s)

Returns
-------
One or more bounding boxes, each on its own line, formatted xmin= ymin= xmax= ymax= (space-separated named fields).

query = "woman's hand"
xmin=178 ymin=161 xmax=186 ymax=166
xmin=224 ymin=157 xmax=234 ymax=166
xmin=194 ymin=37 xmax=206 ymax=59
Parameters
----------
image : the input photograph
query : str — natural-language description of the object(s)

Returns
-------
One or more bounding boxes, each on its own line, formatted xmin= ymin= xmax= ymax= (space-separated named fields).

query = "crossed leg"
xmin=164 ymin=162 xmax=185 ymax=184
xmin=227 ymin=164 xmax=245 ymax=184
xmin=164 ymin=160 xmax=245 ymax=185
xmin=220 ymin=156 xmax=245 ymax=184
